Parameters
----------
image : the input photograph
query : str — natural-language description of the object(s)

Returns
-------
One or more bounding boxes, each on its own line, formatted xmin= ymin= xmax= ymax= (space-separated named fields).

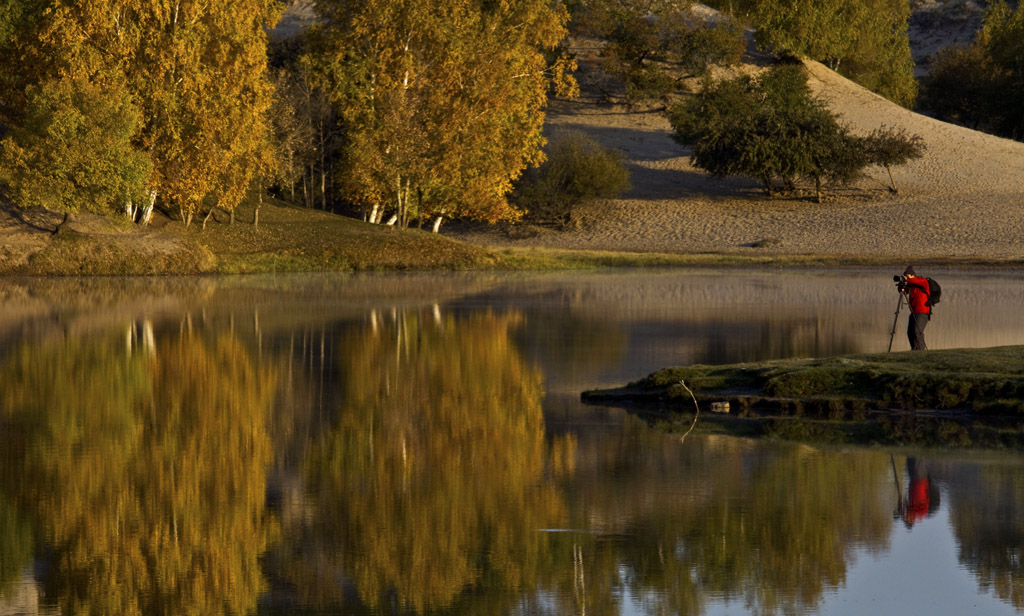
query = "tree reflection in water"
xmin=0 ymin=326 xmax=275 ymax=615
xmin=948 ymin=461 xmax=1024 ymax=609
xmin=271 ymin=309 xmax=573 ymax=613
xmin=549 ymin=426 xmax=896 ymax=615
xmin=4 ymin=275 xmax=1024 ymax=615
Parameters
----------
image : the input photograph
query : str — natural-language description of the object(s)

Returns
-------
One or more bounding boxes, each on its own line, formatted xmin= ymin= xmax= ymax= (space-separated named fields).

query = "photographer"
xmin=898 ymin=266 xmax=931 ymax=350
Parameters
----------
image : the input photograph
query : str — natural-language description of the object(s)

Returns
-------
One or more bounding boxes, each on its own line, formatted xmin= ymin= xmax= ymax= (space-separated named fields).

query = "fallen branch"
xmin=678 ymin=380 xmax=700 ymax=443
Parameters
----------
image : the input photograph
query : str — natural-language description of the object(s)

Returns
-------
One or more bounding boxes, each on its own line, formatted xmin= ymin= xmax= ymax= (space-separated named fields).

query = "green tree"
xmin=862 ymin=126 xmax=925 ymax=193
xmin=514 ymin=130 xmax=631 ymax=228
xmin=918 ymin=1 xmax=1023 ymax=141
xmin=0 ymin=75 xmax=151 ymax=214
xmin=981 ymin=0 xmax=1024 ymax=140
xmin=750 ymin=0 xmax=917 ymax=107
xmin=668 ymin=64 xmax=870 ymax=200
xmin=919 ymin=43 xmax=1000 ymax=130
xmin=577 ymin=0 xmax=745 ymax=104
xmin=306 ymin=0 xmax=576 ymax=231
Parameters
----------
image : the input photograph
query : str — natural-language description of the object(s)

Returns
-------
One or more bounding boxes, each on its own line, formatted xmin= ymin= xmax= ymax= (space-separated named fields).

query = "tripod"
xmin=887 ymin=290 xmax=905 ymax=352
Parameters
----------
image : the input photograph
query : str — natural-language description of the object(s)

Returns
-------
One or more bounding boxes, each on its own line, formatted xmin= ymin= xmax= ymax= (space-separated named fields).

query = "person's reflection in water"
xmin=901 ymin=458 xmax=940 ymax=528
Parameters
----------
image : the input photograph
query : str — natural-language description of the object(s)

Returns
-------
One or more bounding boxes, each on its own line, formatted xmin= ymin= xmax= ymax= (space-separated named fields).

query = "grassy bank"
xmin=583 ymin=346 xmax=1024 ymax=448
xmin=12 ymin=198 xmax=1024 ymax=275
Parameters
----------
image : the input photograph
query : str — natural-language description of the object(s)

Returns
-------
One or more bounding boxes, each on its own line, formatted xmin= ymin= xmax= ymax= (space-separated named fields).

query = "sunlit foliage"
xmin=0 ymin=0 xmax=281 ymax=224
xmin=305 ymin=0 xmax=577 ymax=229
xmin=746 ymin=0 xmax=917 ymax=106
xmin=0 ymin=75 xmax=151 ymax=214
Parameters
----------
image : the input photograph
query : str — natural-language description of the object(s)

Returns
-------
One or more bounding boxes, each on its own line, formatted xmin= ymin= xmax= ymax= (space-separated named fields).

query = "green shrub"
xmin=514 ymin=131 xmax=630 ymax=228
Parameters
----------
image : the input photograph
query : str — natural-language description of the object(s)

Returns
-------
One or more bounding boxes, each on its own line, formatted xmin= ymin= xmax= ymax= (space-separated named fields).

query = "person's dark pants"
xmin=907 ymin=312 xmax=929 ymax=350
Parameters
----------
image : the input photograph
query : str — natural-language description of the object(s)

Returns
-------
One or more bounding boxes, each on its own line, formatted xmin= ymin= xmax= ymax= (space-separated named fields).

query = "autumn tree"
xmin=267 ymin=61 xmax=332 ymax=211
xmin=306 ymin=0 xmax=577 ymax=231
xmin=0 ymin=0 xmax=282 ymax=226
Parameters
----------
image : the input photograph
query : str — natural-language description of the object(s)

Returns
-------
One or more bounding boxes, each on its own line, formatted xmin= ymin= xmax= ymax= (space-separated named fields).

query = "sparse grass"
xmin=492 ymin=247 xmax=885 ymax=269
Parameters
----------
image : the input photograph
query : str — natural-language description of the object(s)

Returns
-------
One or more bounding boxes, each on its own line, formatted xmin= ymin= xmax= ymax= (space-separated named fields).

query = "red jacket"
xmin=906 ymin=277 xmax=931 ymax=314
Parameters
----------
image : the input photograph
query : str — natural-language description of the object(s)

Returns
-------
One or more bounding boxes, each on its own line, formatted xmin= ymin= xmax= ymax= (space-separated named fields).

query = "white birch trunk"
xmin=139 ymin=190 xmax=156 ymax=226
xmin=385 ymin=214 xmax=398 ymax=226
xmin=368 ymin=203 xmax=380 ymax=224
xmin=432 ymin=215 xmax=443 ymax=233
xmin=395 ymin=174 xmax=404 ymax=227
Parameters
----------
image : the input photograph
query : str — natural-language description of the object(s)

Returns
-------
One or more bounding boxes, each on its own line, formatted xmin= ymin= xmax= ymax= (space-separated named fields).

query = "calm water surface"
xmin=1 ymin=269 xmax=1024 ymax=615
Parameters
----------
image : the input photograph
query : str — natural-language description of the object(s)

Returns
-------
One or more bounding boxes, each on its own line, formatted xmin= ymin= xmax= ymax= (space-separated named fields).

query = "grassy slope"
xmin=166 ymin=199 xmax=499 ymax=274
xmin=13 ymin=197 xmax=1024 ymax=276
xmin=18 ymin=199 xmax=497 ymax=275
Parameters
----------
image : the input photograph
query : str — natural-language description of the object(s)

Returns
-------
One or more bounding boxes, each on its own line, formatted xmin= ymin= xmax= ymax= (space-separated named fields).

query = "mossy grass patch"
xmin=584 ymin=346 xmax=1024 ymax=448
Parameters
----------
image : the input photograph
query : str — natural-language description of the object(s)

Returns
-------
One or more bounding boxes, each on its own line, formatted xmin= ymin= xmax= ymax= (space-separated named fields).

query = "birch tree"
xmin=0 ymin=0 xmax=281 ymax=226
xmin=307 ymin=0 xmax=576 ymax=231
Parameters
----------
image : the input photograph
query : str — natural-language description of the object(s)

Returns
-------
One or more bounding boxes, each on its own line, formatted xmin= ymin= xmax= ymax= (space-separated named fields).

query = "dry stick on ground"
xmin=678 ymin=380 xmax=701 ymax=443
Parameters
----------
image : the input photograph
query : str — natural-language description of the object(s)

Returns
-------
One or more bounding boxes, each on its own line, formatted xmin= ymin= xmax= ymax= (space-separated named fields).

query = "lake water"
xmin=2 ymin=268 xmax=1024 ymax=615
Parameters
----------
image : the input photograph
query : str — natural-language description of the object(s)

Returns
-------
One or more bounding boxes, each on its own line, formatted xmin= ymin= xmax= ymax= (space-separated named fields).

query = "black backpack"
xmin=925 ymin=277 xmax=941 ymax=307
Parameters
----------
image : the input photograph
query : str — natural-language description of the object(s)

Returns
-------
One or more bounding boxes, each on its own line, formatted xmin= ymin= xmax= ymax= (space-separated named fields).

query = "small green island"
xmin=583 ymin=346 xmax=1024 ymax=449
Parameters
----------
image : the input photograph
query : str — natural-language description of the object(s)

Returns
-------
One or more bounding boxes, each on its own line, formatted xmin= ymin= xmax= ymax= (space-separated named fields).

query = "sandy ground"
xmin=443 ymin=8 xmax=1024 ymax=262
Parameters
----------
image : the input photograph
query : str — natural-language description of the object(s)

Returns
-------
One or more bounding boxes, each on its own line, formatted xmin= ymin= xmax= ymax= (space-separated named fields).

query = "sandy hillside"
xmin=271 ymin=0 xmax=1024 ymax=261
xmin=445 ymin=17 xmax=1024 ymax=261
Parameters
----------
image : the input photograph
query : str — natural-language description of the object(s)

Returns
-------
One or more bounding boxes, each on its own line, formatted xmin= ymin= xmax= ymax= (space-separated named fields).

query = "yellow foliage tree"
xmin=307 ymin=0 xmax=577 ymax=230
xmin=1 ymin=0 xmax=281 ymax=225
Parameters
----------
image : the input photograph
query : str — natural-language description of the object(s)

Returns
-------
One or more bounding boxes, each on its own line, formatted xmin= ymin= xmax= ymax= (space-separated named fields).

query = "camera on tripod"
xmin=893 ymin=274 xmax=907 ymax=292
